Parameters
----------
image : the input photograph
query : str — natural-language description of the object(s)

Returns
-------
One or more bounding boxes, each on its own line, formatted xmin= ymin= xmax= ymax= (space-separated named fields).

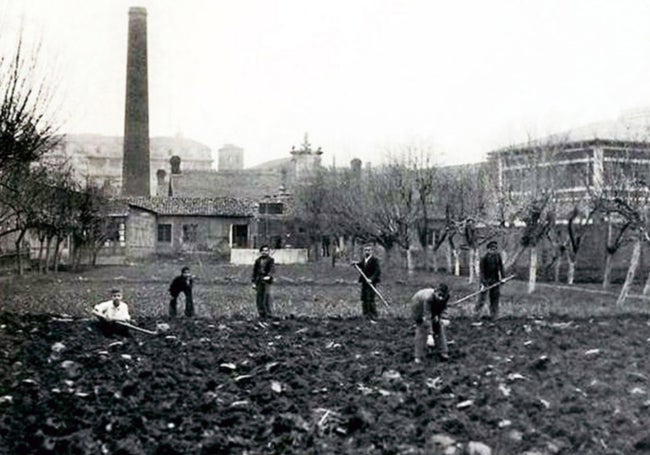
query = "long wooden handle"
xmin=113 ymin=320 xmax=158 ymax=335
xmin=353 ymin=263 xmax=391 ymax=308
xmin=449 ymin=275 xmax=516 ymax=306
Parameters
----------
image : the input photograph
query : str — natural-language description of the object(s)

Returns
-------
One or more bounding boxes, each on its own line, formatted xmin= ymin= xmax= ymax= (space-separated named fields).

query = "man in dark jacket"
xmin=252 ymin=245 xmax=275 ymax=320
xmin=353 ymin=244 xmax=381 ymax=319
xmin=412 ymin=283 xmax=450 ymax=363
xmin=169 ymin=266 xmax=194 ymax=317
xmin=475 ymin=240 xmax=505 ymax=320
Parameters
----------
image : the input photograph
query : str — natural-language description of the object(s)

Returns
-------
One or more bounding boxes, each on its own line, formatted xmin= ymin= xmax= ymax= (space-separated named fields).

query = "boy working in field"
xmin=251 ymin=245 xmax=275 ymax=320
xmin=352 ymin=244 xmax=382 ymax=319
xmin=411 ymin=283 xmax=450 ymax=364
xmin=475 ymin=240 xmax=505 ymax=320
xmin=92 ymin=288 xmax=132 ymax=336
xmin=169 ymin=266 xmax=194 ymax=317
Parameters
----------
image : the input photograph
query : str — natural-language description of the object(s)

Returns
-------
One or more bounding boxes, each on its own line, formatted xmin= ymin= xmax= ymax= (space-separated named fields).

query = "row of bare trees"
xmin=293 ymin=139 xmax=650 ymax=305
xmin=0 ymin=36 xmax=111 ymax=274
xmin=293 ymin=148 xmax=497 ymax=276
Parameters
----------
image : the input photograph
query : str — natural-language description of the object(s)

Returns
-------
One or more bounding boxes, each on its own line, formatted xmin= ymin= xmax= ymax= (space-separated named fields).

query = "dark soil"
xmin=1 ymin=312 xmax=649 ymax=454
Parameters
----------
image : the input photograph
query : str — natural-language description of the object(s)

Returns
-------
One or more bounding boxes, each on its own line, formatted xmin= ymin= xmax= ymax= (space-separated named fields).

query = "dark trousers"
xmin=170 ymin=291 xmax=194 ymax=317
xmin=361 ymin=283 xmax=378 ymax=318
xmin=475 ymin=281 xmax=500 ymax=319
xmin=255 ymin=283 xmax=273 ymax=319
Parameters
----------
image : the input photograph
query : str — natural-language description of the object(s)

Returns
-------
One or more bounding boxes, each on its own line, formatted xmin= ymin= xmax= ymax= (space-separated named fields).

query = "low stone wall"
xmin=230 ymin=248 xmax=309 ymax=265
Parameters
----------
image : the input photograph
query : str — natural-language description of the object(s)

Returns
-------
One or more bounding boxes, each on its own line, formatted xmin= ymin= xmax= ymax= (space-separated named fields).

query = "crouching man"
xmin=411 ymin=283 xmax=450 ymax=364
xmin=169 ymin=266 xmax=194 ymax=318
xmin=92 ymin=288 xmax=132 ymax=336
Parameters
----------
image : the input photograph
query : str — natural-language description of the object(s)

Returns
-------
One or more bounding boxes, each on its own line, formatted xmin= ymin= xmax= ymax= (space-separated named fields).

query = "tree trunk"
xmin=602 ymin=252 xmax=613 ymax=290
xmin=617 ymin=238 xmax=641 ymax=307
xmin=383 ymin=245 xmax=393 ymax=269
xmin=54 ymin=236 xmax=63 ymax=272
xmin=92 ymin=248 xmax=99 ymax=267
xmin=406 ymin=245 xmax=416 ymax=275
xmin=15 ymin=230 xmax=27 ymax=276
xmin=429 ymin=232 xmax=436 ymax=272
xmin=528 ymin=245 xmax=538 ymax=294
xmin=44 ymin=235 xmax=54 ymax=274
xmin=311 ymin=238 xmax=321 ymax=262
xmin=73 ymin=241 xmax=83 ymax=272
xmin=553 ymin=255 xmax=561 ymax=283
xmin=37 ymin=236 xmax=46 ymax=273
xmin=468 ymin=248 xmax=476 ymax=283
xmin=603 ymin=220 xmax=613 ymax=290
xmin=468 ymin=247 xmax=480 ymax=284
xmin=445 ymin=243 xmax=452 ymax=273
xmin=567 ymin=259 xmax=576 ymax=285
xmin=643 ymin=269 xmax=650 ymax=296
xmin=452 ymin=248 xmax=460 ymax=276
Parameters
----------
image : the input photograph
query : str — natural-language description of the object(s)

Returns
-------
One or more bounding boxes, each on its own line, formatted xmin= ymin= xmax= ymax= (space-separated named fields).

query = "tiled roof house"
xmin=99 ymin=197 xmax=260 ymax=263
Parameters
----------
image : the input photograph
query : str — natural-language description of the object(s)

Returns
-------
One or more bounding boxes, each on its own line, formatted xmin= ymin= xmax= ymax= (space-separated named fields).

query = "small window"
xmin=158 ymin=224 xmax=172 ymax=242
xmin=182 ymin=224 xmax=198 ymax=243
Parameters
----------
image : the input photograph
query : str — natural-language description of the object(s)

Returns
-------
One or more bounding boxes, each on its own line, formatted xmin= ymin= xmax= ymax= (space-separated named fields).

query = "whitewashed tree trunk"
xmin=407 ymin=246 xmax=416 ymax=275
xmin=617 ymin=239 xmax=641 ymax=307
xmin=602 ymin=253 xmax=613 ymax=290
xmin=468 ymin=249 xmax=476 ymax=283
xmin=467 ymin=247 xmax=480 ymax=283
xmin=566 ymin=256 xmax=576 ymax=285
xmin=430 ymin=245 xmax=437 ymax=272
xmin=452 ymin=248 xmax=460 ymax=276
xmin=603 ymin=220 xmax=613 ymax=290
xmin=553 ymin=255 xmax=561 ymax=283
xmin=446 ymin=244 xmax=452 ymax=273
xmin=643 ymin=269 xmax=650 ymax=296
xmin=528 ymin=246 xmax=538 ymax=294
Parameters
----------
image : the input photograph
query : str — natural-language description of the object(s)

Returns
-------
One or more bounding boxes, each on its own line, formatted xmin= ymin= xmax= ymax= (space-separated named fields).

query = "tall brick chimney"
xmin=121 ymin=7 xmax=150 ymax=196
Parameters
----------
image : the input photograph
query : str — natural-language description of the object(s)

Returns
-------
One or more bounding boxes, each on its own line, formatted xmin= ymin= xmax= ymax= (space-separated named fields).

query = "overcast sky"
xmin=3 ymin=0 xmax=650 ymax=168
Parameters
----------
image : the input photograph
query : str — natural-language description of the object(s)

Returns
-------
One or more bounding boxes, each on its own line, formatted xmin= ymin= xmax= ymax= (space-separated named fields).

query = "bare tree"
xmin=494 ymin=137 xmax=568 ymax=293
xmin=518 ymin=195 xmax=556 ymax=293
xmin=564 ymin=204 xmax=596 ymax=284
xmin=0 ymin=32 xmax=61 ymax=272
xmin=0 ymin=37 xmax=60 ymax=173
xmin=0 ymin=164 xmax=53 ymax=274
xmin=32 ymin=165 xmax=77 ymax=272
xmin=70 ymin=183 xmax=112 ymax=269
xmin=434 ymin=162 xmax=497 ymax=281
xmin=293 ymin=167 xmax=330 ymax=261
xmin=588 ymin=144 xmax=650 ymax=295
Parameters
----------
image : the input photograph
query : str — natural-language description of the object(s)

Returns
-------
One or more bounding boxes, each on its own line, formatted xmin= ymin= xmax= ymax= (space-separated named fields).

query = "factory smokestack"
xmin=121 ymin=6 xmax=150 ymax=196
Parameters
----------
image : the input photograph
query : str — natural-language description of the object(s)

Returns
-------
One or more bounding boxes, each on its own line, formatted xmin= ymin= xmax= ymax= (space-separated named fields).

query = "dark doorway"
xmin=232 ymin=225 xmax=248 ymax=248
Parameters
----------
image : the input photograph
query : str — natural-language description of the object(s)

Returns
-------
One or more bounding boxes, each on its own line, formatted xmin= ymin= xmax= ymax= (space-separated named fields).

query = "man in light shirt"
xmin=92 ymin=288 xmax=132 ymax=336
